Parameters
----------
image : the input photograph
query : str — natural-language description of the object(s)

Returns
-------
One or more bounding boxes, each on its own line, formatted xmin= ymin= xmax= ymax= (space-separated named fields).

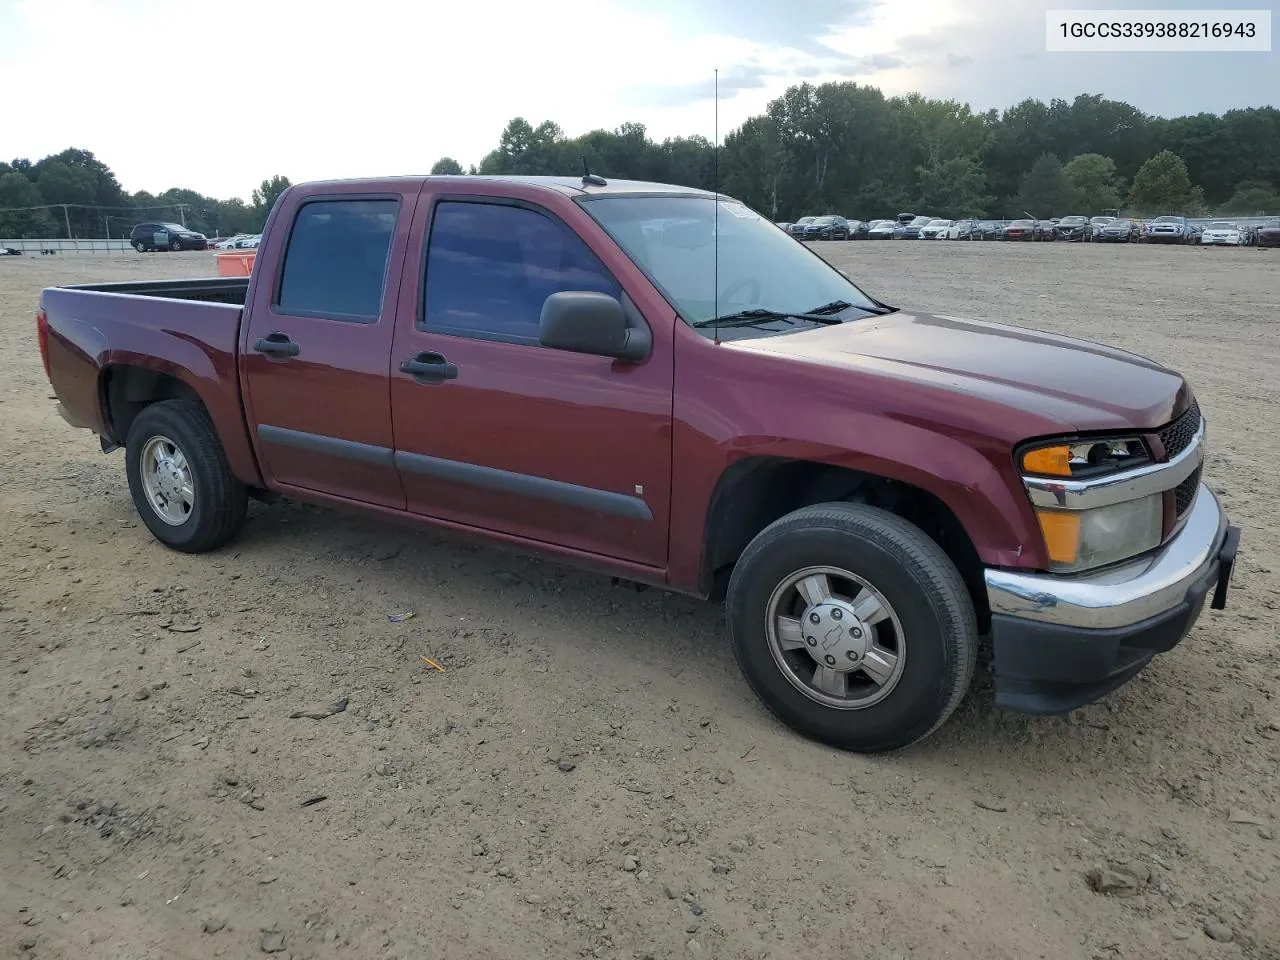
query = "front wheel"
xmin=726 ymin=503 xmax=977 ymax=752
xmin=169 ymin=238 xmax=181 ymax=251
xmin=125 ymin=399 xmax=248 ymax=553
xmin=133 ymin=240 xmax=146 ymax=253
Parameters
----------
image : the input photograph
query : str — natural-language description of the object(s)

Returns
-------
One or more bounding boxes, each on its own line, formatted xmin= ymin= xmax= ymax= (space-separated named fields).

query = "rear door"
xmin=387 ymin=186 xmax=675 ymax=567
xmin=239 ymin=181 xmax=418 ymax=509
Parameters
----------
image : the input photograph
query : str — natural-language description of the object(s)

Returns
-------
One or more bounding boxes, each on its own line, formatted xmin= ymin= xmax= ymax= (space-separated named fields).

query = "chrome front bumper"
xmin=983 ymin=483 xmax=1238 ymax=713
xmin=985 ymin=482 xmax=1229 ymax=630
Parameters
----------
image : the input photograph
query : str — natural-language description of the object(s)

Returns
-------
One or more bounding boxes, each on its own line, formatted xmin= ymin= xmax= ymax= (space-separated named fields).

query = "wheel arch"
xmin=697 ymin=455 xmax=991 ymax=631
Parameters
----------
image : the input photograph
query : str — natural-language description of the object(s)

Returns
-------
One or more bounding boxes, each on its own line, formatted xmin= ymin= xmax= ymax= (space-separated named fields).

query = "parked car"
xmin=1085 ymin=216 xmax=1116 ymax=241
xmin=972 ymin=220 xmax=1004 ymax=240
xmin=1255 ymin=219 xmax=1280 ymax=248
xmin=774 ymin=222 xmax=791 ymax=232
xmin=1240 ymin=223 xmax=1259 ymax=247
xmin=214 ymin=235 xmax=250 ymax=250
xmin=1033 ymin=221 xmax=1058 ymax=241
xmin=802 ymin=215 xmax=852 ymax=241
xmin=901 ymin=215 xmax=933 ymax=239
xmin=130 ymin=222 xmax=208 ymax=252
xmin=1094 ymin=219 xmax=1145 ymax=243
xmin=1055 ymin=216 xmax=1090 ymax=241
xmin=787 ymin=217 xmax=816 ymax=239
xmin=1145 ymin=216 xmax=1200 ymax=245
xmin=944 ymin=218 xmax=980 ymax=239
xmin=1001 ymin=219 xmax=1036 ymax=241
xmin=845 ymin=219 xmax=870 ymax=239
xmin=920 ymin=219 xmax=952 ymax=239
xmin=1200 ymin=221 xmax=1244 ymax=246
xmin=868 ymin=220 xmax=903 ymax=239
xmin=34 ymin=172 xmax=1242 ymax=754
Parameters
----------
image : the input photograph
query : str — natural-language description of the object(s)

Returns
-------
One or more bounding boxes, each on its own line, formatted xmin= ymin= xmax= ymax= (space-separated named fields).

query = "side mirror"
xmin=538 ymin=291 xmax=651 ymax=363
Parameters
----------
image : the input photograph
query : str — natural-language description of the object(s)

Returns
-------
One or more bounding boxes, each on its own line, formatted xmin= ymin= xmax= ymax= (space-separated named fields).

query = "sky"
xmin=0 ymin=0 xmax=1275 ymax=201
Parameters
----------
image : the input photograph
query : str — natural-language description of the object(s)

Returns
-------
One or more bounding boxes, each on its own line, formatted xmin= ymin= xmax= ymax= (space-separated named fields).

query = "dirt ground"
xmin=1 ymin=241 xmax=1278 ymax=960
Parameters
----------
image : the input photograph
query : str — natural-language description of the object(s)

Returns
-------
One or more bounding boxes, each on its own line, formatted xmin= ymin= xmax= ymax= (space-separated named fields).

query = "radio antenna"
xmin=713 ymin=67 xmax=720 ymax=346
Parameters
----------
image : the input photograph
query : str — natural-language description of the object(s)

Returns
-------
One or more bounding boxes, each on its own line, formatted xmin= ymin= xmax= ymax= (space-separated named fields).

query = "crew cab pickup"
xmin=37 ymin=174 xmax=1241 ymax=752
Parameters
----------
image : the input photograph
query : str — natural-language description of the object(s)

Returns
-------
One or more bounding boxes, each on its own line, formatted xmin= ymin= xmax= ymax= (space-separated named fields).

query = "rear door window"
xmin=277 ymin=199 xmax=399 ymax=321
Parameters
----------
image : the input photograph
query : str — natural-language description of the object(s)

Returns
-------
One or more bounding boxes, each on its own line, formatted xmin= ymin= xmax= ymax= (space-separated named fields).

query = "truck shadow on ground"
xmin=206 ymin=495 xmax=1205 ymax=776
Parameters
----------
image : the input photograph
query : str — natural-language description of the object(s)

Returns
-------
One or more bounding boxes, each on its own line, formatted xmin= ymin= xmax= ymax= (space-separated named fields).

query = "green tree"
xmin=915 ymin=156 xmax=990 ymax=217
xmin=251 ymin=175 xmax=292 ymax=226
xmin=0 ymin=172 xmax=56 ymax=236
xmin=1218 ymin=179 xmax=1279 ymax=214
xmin=1015 ymin=153 xmax=1081 ymax=217
xmin=1128 ymin=150 xmax=1203 ymax=213
xmin=430 ymin=157 xmax=464 ymax=175
xmin=1062 ymin=153 xmax=1121 ymax=213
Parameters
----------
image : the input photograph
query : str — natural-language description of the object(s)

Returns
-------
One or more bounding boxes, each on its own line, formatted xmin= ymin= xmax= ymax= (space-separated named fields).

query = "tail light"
xmin=36 ymin=306 xmax=51 ymax=381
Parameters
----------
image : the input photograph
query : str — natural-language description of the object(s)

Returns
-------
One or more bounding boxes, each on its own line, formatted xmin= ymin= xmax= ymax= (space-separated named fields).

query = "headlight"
xmin=1019 ymin=434 xmax=1162 ymax=573
xmin=1035 ymin=495 xmax=1163 ymax=572
xmin=1020 ymin=436 xmax=1150 ymax=478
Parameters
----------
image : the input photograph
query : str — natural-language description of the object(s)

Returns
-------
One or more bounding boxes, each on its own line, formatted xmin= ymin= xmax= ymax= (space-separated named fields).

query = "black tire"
xmin=726 ymin=503 xmax=977 ymax=753
xmin=169 ymin=238 xmax=181 ymax=251
xmin=133 ymin=240 xmax=146 ymax=253
xmin=125 ymin=399 xmax=248 ymax=553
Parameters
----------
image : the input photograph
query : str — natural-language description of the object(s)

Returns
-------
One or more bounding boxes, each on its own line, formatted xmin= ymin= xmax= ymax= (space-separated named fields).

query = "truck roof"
xmin=292 ymin=174 xmax=718 ymax=199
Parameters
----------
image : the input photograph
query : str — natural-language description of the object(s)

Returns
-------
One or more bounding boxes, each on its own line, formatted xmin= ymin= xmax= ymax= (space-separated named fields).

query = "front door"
xmin=388 ymin=190 xmax=674 ymax=567
xmin=240 ymin=186 xmax=414 ymax=509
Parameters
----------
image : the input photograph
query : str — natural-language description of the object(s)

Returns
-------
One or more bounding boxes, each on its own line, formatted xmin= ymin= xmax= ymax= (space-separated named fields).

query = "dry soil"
xmin=1 ymin=241 xmax=1278 ymax=960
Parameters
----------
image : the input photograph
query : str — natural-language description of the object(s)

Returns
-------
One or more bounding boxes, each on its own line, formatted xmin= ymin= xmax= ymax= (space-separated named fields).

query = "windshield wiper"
xmin=805 ymin=300 xmax=855 ymax=315
xmin=691 ymin=308 xmax=843 ymax=329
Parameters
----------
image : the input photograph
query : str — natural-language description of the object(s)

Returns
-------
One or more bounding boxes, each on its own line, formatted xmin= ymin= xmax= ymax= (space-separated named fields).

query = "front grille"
xmin=1175 ymin=463 xmax=1202 ymax=516
xmin=1158 ymin=400 xmax=1201 ymax=460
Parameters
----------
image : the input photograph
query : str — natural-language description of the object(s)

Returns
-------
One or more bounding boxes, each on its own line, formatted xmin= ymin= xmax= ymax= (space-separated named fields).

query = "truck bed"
xmin=59 ymin=276 xmax=249 ymax=306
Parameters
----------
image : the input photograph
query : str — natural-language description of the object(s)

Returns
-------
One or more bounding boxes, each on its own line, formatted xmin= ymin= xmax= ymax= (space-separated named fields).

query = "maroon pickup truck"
xmin=37 ymin=174 xmax=1240 ymax=752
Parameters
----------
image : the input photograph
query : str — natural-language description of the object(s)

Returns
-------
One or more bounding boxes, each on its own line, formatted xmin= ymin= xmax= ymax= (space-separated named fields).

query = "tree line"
xmin=0 ymin=149 xmax=291 ymax=240
xmin=449 ymin=87 xmax=1279 ymax=221
xmin=3 ymin=85 xmax=1279 ymax=239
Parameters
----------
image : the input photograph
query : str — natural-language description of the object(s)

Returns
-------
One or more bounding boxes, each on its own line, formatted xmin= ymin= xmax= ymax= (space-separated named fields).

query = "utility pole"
xmin=175 ymin=203 xmax=188 ymax=226
xmin=61 ymin=204 xmax=72 ymax=239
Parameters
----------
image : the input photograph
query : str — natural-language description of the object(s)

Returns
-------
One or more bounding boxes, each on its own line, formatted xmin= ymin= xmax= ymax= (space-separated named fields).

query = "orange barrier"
xmin=215 ymin=251 xmax=256 ymax=277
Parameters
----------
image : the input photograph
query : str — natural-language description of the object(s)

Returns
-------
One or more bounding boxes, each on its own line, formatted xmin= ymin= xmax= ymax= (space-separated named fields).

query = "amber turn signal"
xmin=1021 ymin=444 xmax=1072 ymax=477
xmin=1035 ymin=510 xmax=1081 ymax=565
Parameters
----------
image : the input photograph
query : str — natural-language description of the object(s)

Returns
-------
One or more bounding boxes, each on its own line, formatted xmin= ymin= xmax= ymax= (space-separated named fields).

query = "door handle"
xmin=253 ymin=332 xmax=300 ymax=359
xmin=400 ymin=351 xmax=458 ymax=384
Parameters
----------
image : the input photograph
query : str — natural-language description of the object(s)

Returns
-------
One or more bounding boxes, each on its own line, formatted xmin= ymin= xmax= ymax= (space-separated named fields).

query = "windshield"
xmin=1060 ymin=216 xmax=1086 ymax=225
xmin=1154 ymin=216 xmax=1179 ymax=222
xmin=1208 ymin=222 xmax=1236 ymax=229
xmin=928 ymin=219 xmax=951 ymax=226
xmin=582 ymin=195 xmax=880 ymax=333
xmin=796 ymin=217 xmax=815 ymax=224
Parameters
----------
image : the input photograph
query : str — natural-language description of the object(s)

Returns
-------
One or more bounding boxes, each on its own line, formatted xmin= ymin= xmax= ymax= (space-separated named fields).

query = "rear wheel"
xmin=125 ymin=400 xmax=248 ymax=553
xmin=169 ymin=238 xmax=181 ymax=251
xmin=726 ymin=503 xmax=977 ymax=753
xmin=133 ymin=240 xmax=146 ymax=253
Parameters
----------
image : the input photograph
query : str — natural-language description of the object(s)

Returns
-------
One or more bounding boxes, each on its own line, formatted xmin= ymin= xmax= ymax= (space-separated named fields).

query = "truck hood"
xmin=724 ymin=310 xmax=1188 ymax=433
